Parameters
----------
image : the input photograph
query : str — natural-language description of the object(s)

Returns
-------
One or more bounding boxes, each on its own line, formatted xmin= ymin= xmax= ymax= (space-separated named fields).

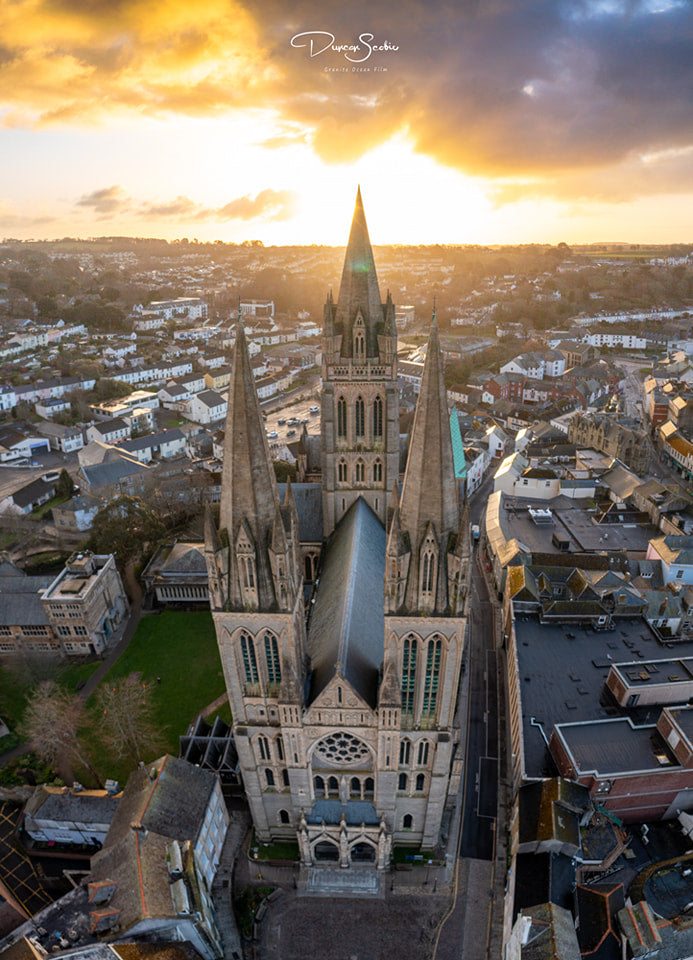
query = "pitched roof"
xmin=307 ymin=497 xmax=385 ymax=708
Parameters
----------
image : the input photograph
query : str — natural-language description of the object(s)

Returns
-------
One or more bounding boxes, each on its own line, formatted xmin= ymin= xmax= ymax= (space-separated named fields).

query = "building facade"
xmin=205 ymin=191 xmax=470 ymax=875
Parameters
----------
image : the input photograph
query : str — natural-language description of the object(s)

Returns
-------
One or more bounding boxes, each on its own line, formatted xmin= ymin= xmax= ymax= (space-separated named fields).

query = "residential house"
xmin=186 ymin=390 xmax=227 ymax=425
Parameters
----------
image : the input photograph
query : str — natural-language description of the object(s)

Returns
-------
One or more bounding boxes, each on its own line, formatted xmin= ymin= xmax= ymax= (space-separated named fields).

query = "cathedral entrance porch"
xmin=297 ymin=805 xmax=391 ymax=871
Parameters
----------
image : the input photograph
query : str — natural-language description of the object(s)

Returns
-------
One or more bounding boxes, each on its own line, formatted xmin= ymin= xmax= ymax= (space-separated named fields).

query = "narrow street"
xmin=434 ymin=482 xmax=505 ymax=960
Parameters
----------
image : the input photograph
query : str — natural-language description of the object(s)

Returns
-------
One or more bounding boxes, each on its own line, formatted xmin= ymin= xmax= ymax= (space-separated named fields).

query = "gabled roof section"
xmin=306 ymin=497 xmax=385 ymax=708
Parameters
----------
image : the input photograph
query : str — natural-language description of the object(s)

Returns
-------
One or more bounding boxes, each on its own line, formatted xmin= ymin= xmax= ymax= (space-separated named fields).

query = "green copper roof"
xmin=450 ymin=405 xmax=467 ymax=479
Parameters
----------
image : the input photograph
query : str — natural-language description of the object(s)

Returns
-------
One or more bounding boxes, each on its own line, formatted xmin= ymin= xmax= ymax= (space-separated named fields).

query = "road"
xmin=434 ymin=478 xmax=504 ymax=960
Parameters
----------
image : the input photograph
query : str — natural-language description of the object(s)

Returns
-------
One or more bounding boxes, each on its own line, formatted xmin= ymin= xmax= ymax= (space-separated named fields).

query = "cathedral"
xmin=205 ymin=189 xmax=470 ymax=871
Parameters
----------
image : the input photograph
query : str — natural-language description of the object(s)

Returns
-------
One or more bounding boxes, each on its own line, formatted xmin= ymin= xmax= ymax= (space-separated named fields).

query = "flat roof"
xmin=612 ymin=658 xmax=693 ymax=687
xmin=514 ymin=617 xmax=693 ymax=778
xmin=555 ymin=718 xmax=678 ymax=775
xmin=501 ymin=494 xmax=658 ymax=555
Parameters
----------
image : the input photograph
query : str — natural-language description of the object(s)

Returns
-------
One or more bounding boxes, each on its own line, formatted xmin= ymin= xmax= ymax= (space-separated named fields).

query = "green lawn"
xmin=86 ymin=611 xmax=226 ymax=781
xmin=1 ymin=611 xmax=225 ymax=790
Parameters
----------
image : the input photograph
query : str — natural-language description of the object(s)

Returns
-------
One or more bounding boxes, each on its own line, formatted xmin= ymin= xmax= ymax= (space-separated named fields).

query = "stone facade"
xmin=567 ymin=413 xmax=650 ymax=474
xmin=205 ymin=190 xmax=470 ymax=872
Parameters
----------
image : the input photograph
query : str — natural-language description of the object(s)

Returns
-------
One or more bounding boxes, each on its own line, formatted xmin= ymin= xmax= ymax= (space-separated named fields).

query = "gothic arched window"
xmin=401 ymin=636 xmax=417 ymax=714
xmin=240 ymin=633 xmax=259 ymax=684
xmin=403 ymin=814 xmax=413 ymax=829
xmin=399 ymin=739 xmax=411 ymax=766
xmin=275 ymin=735 xmax=284 ymax=762
xmin=338 ymin=460 xmax=348 ymax=482
xmin=422 ymin=637 xmax=442 ymax=715
xmin=279 ymin=809 xmax=290 ymax=824
xmin=417 ymin=740 xmax=430 ymax=766
xmin=258 ymin=735 xmax=270 ymax=761
xmin=373 ymin=396 xmax=383 ymax=438
xmin=355 ymin=459 xmax=365 ymax=483
xmin=265 ymin=768 xmax=275 ymax=787
xmin=355 ymin=397 xmax=365 ymax=438
xmin=354 ymin=329 xmax=365 ymax=358
xmin=282 ymin=769 xmax=289 ymax=787
xmin=416 ymin=773 xmax=425 ymax=792
xmin=264 ymin=633 xmax=281 ymax=684
xmin=421 ymin=551 xmax=435 ymax=595
xmin=398 ymin=773 xmax=408 ymax=792
xmin=337 ymin=397 xmax=347 ymax=438
xmin=373 ymin=459 xmax=383 ymax=483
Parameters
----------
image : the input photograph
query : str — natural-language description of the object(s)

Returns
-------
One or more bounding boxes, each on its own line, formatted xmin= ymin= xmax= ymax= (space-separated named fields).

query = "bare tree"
xmin=96 ymin=673 xmax=164 ymax=765
xmin=22 ymin=680 xmax=103 ymax=787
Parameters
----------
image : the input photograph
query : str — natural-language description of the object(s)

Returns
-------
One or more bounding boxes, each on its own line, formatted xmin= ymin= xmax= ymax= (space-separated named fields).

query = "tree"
xmin=96 ymin=674 xmax=164 ymax=765
xmin=21 ymin=680 xmax=103 ymax=787
xmin=55 ymin=468 xmax=75 ymax=500
xmin=88 ymin=495 xmax=166 ymax=567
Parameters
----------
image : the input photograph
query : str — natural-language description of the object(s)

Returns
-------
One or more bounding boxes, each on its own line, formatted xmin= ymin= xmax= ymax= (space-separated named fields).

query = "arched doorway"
xmin=350 ymin=841 xmax=376 ymax=863
xmin=314 ymin=840 xmax=339 ymax=862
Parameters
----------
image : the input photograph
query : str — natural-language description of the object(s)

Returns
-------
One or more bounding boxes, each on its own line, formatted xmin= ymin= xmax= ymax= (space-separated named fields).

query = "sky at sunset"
xmin=1 ymin=0 xmax=692 ymax=244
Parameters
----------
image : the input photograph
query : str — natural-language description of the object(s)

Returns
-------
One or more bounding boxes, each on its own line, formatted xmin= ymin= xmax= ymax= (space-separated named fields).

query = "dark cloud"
xmin=4 ymin=0 xmax=693 ymax=202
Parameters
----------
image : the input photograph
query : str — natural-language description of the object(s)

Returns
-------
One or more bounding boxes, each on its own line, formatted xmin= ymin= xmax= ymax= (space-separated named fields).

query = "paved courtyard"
xmin=256 ymin=892 xmax=448 ymax=960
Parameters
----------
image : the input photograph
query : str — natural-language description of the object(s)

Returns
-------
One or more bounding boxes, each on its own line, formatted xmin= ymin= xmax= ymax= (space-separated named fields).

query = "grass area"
xmin=32 ymin=494 xmax=70 ymax=521
xmin=24 ymin=551 xmax=72 ymax=574
xmin=391 ymin=846 xmax=436 ymax=864
xmin=0 ymin=531 xmax=18 ymax=550
xmin=250 ymin=833 xmax=300 ymax=862
xmin=234 ymin=886 xmax=275 ymax=938
xmin=0 ymin=659 xmax=101 ymax=734
xmin=80 ymin=611 xmax=225 ymax=784
xmin=0 ymin=666 xmax=32 ymax=729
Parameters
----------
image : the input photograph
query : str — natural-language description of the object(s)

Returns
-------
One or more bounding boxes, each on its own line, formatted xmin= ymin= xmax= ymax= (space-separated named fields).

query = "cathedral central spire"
xmin=332 ymin=186 xmax=384 ymax=357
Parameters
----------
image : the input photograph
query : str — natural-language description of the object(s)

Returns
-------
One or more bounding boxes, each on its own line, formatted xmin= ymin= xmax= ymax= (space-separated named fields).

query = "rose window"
xmin=314 ymin=732 xmax=370 ymax=766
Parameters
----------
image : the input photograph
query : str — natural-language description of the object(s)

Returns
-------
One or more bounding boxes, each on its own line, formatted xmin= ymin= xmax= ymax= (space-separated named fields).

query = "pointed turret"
xmin=333 ymin=187 xmax=384 ymax=357
xmin=218 ymin=319 xmax=282 ymax=609
xmin=398 ymin=312 xmax=460 ymax=613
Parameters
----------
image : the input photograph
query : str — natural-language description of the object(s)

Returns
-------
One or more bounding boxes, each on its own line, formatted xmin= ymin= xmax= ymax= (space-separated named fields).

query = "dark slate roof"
xmin=520 ymin=902 xmax=582 ymax=960
xmin=576 ymin=883 xmax=624 ymax=960
xmin=93 ymin=418 xmax=128 ymax=434
xmin=306 ymin=497 xmax=385 ymax=707
xmin=0 ymin=568 xmax=53 ymax=627
xmin=518 ymin=779 xmax=589 ymax=850
xmin=514 ymin=852 xmax=576 ymax=918
xmin=81 ymin=459 xmax=149 ymax=488
xmin=119 ymin=429 xmax=184 ymax=453
xmin=25 ymin=787 xmax=120 ymax=825
xmin=138 ymin=755 xmax=216 ymax=842
xmin=306 ymin=800 xmax=379 ymax=826
xmin=159 ymin=542 xmax=207 ymax=575
xmin=277 ymin=482 xmax=322 ymax=542
xmin=11 ymin=477 xmax=55 ymax=509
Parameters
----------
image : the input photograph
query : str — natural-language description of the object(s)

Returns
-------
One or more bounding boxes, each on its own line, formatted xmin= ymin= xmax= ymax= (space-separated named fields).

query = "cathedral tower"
xmin=321 ymin=187 xmax=399 ymax=536
xmin=380 ymin=315 xmax=470 ymax=849
xmin=205 ymin=319 xmax=307 ymax=840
